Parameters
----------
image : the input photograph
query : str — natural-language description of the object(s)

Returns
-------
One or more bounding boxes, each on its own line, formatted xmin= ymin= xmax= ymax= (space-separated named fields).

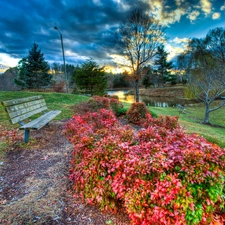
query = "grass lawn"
xmin=148 ymin=102 xmax=225 ymax=147
xmin=0 ymin=91 xmax=89 ymax=127
xmin=0 ymin=91 xmax=89 ymax=159
xmin=0 ymin=91 xmax=224 ymax=156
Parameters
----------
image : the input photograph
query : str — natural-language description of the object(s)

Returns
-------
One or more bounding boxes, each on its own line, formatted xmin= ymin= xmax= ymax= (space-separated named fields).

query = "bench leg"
xmin=24 ymin=130 xmax=30 ymax=143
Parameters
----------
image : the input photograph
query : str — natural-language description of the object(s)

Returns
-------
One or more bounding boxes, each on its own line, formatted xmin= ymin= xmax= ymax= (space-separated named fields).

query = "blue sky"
xmin=0 ymin=0 xmax=225 ymax=73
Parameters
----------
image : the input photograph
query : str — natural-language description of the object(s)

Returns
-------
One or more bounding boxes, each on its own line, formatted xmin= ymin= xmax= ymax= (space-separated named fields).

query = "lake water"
xmin=107 ymin=90 xmax=197 ymax=107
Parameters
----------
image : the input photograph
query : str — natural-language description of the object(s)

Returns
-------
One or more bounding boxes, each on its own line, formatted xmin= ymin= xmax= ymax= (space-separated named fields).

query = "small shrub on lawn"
xmin=126 ymin=102 xmax=149 ymax=124
xmin=64 ymin=110 xmax=225 ymax=225
xmin=72 ymin=95 xmax=124 ymax=116
xmin=114 ymin=107 xmax=127 ymax=116
xmin=143 ymin=113 xmax=180 ymax=130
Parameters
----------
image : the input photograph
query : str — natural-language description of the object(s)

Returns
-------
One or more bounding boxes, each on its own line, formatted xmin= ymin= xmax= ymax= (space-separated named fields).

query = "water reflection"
xmin=107 ymin=90 xmax=196 ymax=107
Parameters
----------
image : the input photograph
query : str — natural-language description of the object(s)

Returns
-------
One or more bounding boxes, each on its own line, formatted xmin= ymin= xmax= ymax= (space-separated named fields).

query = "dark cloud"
xmin=0 ymin=0 xmax=147 ymax=67
xmin=0 ymin=0 xmax=224 ymax=68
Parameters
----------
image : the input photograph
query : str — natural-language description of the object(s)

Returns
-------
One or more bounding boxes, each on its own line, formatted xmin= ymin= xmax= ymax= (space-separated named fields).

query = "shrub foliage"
xmin=126 ymin=102 xmax=149 ymax=124
xmin=64 ymin=109 xmax=225 ymax=225
xmin=72 ymin=95 xmax=124 ymax=116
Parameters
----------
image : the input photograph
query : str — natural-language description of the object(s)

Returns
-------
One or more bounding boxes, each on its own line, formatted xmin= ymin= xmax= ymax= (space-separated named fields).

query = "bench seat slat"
xmin=11 ymin=106 xmax=48 ymax=124
xmin=20 ymin=110 xmax=61 ymax=130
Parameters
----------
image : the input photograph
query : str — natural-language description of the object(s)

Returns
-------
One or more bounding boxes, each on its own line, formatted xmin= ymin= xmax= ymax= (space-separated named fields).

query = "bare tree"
xmin=116 ymin=9 xmax=165 ymax=102
xmin=178 ymin=27 xmax=225 ymax=124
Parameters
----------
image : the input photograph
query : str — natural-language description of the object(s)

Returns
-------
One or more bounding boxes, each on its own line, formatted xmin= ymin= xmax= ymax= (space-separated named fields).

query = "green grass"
xmin=0 ymin=91 xmax=89 ymax=127
xmin=149 ymin=102 xmax=225 ymax=147
xmin=0 ymin=91 xmax=224 ymax=155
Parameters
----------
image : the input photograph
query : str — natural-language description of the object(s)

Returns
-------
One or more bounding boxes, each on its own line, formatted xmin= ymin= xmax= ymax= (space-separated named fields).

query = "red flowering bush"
xmin=73 ymin=95 xmax=124 ymax=116
xmin=64 ymin=110 xmax=225 ymax=225
xmin=126 ymin=102 xmax=150 ymax=124
xmin=104 ymin=94 xmax=119 ymax=100
xmin=143 ymin=113 xmax=180 ymax=130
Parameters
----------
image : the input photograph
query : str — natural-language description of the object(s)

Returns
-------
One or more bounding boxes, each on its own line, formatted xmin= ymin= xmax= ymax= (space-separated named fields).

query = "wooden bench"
xmin=1 ymin=96 xmax=61 ymax=143
xmin=176 ymin=104 xmax=186 ymax=113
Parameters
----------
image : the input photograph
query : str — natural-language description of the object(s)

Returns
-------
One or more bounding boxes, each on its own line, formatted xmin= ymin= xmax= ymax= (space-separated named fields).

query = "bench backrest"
xmin=1 ymin=96 xmax=47 ymax=124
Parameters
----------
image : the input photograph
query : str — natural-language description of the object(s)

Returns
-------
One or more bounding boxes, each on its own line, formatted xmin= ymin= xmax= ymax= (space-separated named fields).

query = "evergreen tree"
xmin=73 ymin=59 xmax=107 ymax=96
xmin=113 ymin=74 xmax=129 ymax=88
xmin=142 ymin=66 xmax=154 ymax=88
xmin=15 ymin=43 xmax=51 ymax=89
xmin=154 ymin=45 xmax=173 ymax=85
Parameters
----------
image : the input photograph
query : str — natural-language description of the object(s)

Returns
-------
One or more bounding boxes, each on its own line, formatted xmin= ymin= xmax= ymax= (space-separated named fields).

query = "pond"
xmin=107 ymin=90 xmax=198 ymax=107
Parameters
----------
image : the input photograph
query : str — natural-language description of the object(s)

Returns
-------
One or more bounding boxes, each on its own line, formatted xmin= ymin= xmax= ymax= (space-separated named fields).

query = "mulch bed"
xmin=0 ymin=120 xmax=130 ymax=224
xmin=1 ymin=119 xmax=224 ymax=224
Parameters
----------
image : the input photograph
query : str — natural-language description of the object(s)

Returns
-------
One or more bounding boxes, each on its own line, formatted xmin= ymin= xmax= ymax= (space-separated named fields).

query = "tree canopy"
xmin=178 ymin=27 xmax=225 ymax=124
xmin=73 ymin=59 xmax=107 ymax=96
xmin=154 ymin=45 xmax=174 ymax=85
xmin=15 ymin=43 xmax=51 ymax=89
xmin=116 ymin=9 xmax=165 ymax=102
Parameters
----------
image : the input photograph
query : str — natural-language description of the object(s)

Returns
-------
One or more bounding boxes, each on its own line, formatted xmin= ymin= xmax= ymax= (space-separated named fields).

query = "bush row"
xmin=64 ymin=108 xmax=225 ymax=225
xmin=72 ymin=95 xmax=125 ymax=116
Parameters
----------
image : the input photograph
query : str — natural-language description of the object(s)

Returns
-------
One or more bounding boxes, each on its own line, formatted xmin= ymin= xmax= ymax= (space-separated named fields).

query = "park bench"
xmin=1 ymin=95 xmax=61 ymax=143
xmin=176 ymin=104 xmax=186 ymax=113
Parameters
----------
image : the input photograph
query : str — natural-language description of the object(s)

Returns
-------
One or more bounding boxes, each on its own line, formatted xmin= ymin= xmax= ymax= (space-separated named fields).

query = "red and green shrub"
xmin=126 ymin=102 xmax=149 ymax=124
xmin=64 ymin=109 xmax=225 ymax=225
xmin=73 ymin=95 xmax=124 ymax=116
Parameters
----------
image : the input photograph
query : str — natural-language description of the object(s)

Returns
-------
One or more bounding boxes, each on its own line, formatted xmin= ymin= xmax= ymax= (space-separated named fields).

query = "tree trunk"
xmin=135 ymin=79 xmax=139 ymax=102
xmin=203 ymin=103 xmax=210 ymax=124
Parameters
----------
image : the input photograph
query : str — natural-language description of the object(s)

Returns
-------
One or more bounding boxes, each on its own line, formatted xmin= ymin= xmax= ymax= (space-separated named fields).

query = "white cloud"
xmin=165 ymin=38 xmax=189 ymax=61
xmin=175 ymin=0 xmax=185 ymax=7
xmin=220 ymin=4 xmax=225 ymax=11
xmin=113 ymin=0 xmax=130 ymax=10
xmin=92 ymin=0 xmax=102 ymax=6
xmin=165 ymin=44 xmax=187 ymax=61
xmin=110 ymin=53 xmax=132 ymax=72
xmin=200 ymin=0 xmax=212 ymax=15
xmin=187 ymin=10 xmax=200 ymax=22
xmin=65 ymin=50 xmax=88 ymax=60
xmin=212 ymin=12 xmax=221 ymax=20
xmin=0 ymin=53 xmax=20 ymax=68
xmin=172 ymin=37 xmax=190 ymax=44
xmin=147 ymin=0 xmax=186 ymax=26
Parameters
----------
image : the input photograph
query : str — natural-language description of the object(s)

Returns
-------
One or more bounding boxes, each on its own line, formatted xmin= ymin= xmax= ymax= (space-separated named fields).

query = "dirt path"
xmin=0 ymin=121 xmax=130 ymax=225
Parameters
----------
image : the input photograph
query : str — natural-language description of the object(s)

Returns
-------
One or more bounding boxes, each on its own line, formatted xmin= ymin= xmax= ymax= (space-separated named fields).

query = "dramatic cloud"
xmin=220 ymin=4 xmax=225 ymax=11
xmin=147 ymin=0 xmax=187 ymax=25
xmin=172 ymin=37 xmax=190 ymax=44
xmin=212 ymin=12 xmax=221 ymax=20
xmin=187 ymin=10 xmax=200 ymax=22
xmin=0 ymin=0 xmax=224 ymax=72
xmin=200 ymin=0 xmax=212 ymax=15
xmin=166 ymin=44 xmax=186 ymax=62
xmin=167 ymin=37 xmax=190 ymax=62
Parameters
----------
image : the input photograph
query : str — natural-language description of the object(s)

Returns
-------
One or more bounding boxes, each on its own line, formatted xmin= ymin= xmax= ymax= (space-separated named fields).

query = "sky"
xmin=0 ymin=0 xmax=225 ymax=73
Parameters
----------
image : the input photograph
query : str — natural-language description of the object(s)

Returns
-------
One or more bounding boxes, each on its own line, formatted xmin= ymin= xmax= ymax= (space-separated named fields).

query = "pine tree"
xmin=154 ymin=45 xmax=173 ymax=86
xmin=15 ymin=43 xmax=51 ymax=89
xmin=142 ymin=66 xmax=153 ymax=88
xmin=73 ymin=59 xmax=107 ymax=96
